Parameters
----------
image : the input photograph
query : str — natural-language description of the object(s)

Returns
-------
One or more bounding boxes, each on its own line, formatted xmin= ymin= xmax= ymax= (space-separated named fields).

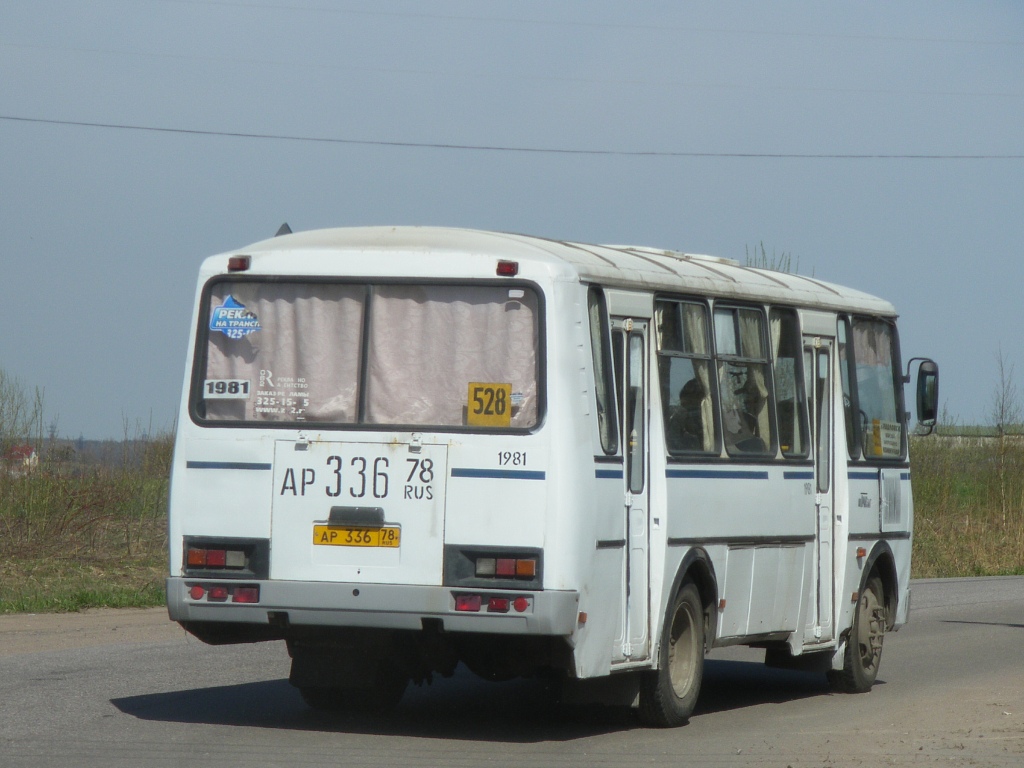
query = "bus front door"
xmin=804 ymin=336 xmax=836 ymax=644
xmin=611 ymin=318 xmax=651 ymax=662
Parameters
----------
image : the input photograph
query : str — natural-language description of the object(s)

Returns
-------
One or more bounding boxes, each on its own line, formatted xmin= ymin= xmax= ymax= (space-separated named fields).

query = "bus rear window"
xmin=196 ymin=281 xmax=541 ymax=429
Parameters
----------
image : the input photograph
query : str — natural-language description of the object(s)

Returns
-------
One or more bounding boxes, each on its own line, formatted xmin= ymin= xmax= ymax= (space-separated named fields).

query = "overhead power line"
xmin=1 ymin=114 xmax=1021 ymax=160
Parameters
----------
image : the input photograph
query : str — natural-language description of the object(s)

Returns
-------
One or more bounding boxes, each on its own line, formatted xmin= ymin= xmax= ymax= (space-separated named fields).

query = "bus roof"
xmin=234 ymin=225 xmax=897 ymax=317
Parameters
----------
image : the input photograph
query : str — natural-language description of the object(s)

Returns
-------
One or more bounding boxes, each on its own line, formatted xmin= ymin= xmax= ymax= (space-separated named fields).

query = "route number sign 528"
xmin=467 ymin=382 xmax=512 ymax=427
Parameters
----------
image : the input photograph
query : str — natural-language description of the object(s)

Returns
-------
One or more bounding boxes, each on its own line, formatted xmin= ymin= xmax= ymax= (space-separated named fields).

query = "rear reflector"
xmin=487 ymin=597 xmax=510 ymax=613
xmin=232 ymin=586 xmax=260 ymax=604
xmin=455 ymin=595 xmax=482 ymax=612
xmin=188 ymin=583 xmax=259 ymax=604
xmin=513 ymin=597 xmax=530 ymax=613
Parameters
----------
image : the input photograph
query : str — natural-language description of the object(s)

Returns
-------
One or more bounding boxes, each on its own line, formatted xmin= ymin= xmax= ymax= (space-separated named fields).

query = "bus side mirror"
xmin=915 ymin=359 xmax=939 ymax=433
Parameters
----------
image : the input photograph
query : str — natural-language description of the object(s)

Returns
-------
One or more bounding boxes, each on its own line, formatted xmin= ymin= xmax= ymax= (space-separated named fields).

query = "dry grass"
xmin=0 ymin=436 xmax=171 ymax=613
xmin=911 ymin=435 xmax=1024 ymax=578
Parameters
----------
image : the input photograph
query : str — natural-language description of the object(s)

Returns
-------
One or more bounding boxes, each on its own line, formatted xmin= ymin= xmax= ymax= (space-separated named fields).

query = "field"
xmin=910 ymin=434 xmax=1024 ymax=577
xmin=0 ymin=433 xmax=1021 ymax=613
xmin=0 ymin=438 xmax=170 ymax=613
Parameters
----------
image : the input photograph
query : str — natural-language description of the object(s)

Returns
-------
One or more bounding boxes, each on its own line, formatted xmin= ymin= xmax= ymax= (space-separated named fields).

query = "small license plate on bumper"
xmin=312 ymin=525 xmax=401 ymax=548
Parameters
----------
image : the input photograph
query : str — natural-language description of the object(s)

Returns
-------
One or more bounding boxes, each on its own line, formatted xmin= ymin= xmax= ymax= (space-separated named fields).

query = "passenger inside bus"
xmin=667 ymin=379 xmax=705 ymax=451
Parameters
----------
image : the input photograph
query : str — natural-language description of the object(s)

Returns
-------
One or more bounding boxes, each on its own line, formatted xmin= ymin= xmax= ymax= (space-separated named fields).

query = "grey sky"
xmin=1 ymin=1 xmax=1021 ymax=439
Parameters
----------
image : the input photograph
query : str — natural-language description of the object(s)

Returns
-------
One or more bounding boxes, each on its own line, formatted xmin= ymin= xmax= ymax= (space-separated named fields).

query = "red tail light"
xmin=206 ymin=549 xmax=227 ymax=567
xmin=475 ymin=555 xmax=539 ymax=580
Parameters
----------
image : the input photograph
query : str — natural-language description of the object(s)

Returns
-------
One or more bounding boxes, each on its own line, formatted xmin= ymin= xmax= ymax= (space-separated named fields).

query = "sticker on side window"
xmin=467 ymin=382 xmax=512 ymax=427
xmin=203 ymin=379 xmax=251 ymax=399
xmin=210 ymin=296 xmax=261 ymax=339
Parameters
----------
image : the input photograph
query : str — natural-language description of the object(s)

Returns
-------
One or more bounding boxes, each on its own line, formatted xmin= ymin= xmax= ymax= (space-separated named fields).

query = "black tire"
xmin=637 ymin=581 xmax=705 ymax=727
xmin=299 ymin=666 xmax=408 ymax=715
xmin=828 ymin=575 xmax=885 ymax=693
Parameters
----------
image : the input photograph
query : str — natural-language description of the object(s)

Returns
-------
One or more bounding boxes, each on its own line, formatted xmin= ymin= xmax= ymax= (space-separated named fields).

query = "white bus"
xmin=167 ymin=226 xmax=938 ymax=726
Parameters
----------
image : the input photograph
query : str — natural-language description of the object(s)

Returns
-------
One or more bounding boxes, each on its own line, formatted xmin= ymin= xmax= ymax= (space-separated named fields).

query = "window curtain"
xmin=681 ymin=303 xmax=715 ymax=450
xmin=365 ymin=285 xmax=538 ymax=426
xmin=204 ymin=283 xmax=365 ymax=422
xmin=738 ymin=311 xmax=771 ymax=440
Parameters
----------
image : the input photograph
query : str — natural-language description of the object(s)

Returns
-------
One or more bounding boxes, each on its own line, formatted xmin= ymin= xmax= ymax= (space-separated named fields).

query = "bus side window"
xmin=655 ymin=300 xmax=717 ymax=454
xmin=713 ymin=306 xmax=776 ymax=456
xmin=588 ymin=288 xmax=619 ymax=455
xmin=769 ymin=308 xmax=808 ymax=458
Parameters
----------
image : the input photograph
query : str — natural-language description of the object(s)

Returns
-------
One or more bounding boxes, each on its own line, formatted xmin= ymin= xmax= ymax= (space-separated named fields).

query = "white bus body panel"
xmin=167 ymin=226 xmax=915 ymax=689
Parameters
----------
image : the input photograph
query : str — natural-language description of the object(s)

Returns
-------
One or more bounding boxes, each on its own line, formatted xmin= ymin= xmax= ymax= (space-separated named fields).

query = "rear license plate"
xmin=312 ymin=525 xmax=401 ymax=548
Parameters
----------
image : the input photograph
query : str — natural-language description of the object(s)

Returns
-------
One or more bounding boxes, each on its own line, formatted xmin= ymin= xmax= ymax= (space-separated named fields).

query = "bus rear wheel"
xmin=637 ymin=581 xmax=704 ymax=727
xmin=828 ymin=575 xmax=885 ymax=693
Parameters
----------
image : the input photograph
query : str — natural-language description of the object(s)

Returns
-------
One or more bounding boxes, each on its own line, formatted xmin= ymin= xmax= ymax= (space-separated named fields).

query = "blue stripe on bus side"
xmin=848 ymin=471 xmax=878 ymax=480
xmin=186 ymin=461 xmax=273 ymax=471
xmin=595 ymin=469 xmax=624 ymax=479
xmin=450 ymin=468 xmax=546 ymax=481
xmin=783 ymin=471 xmax=814 ymax=480
xmin=846 ymin=471 xmax=911 ymax=480
xmin=666 ymin=469 xmax=769 ymax=480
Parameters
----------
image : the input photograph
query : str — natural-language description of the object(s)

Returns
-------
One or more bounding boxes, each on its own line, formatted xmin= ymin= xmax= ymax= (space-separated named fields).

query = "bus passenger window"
xmin=770 ymin=308 xmax=808 ymax=457
xmin=714 ymin=306 xmax=775 ymax=456
xmin=656 ymin=300 xmax=716 ymax=454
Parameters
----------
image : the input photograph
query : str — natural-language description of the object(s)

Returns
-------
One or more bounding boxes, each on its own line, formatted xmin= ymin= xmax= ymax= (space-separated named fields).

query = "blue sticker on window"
xmin=210 ymin=296 xmax=261 ymax=339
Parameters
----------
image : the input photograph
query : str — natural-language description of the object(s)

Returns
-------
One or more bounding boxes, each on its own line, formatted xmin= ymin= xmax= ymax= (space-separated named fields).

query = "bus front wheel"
xmin=828 ymin=575 xmax=885 ymax=693
xmin=637 ymin=581 xmax=705 ymax=727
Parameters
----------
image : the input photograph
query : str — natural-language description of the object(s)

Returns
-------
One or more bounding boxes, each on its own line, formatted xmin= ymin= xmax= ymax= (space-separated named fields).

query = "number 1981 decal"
xmin=467 ymin=382 xmax=512 ymax=427
xmin=204 ymin=379 xmax=251 ymax=399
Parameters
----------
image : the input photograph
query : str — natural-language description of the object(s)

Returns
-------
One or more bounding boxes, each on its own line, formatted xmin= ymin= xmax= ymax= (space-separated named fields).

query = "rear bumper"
xmin=166 ymin=577 xmax=580 ymax=636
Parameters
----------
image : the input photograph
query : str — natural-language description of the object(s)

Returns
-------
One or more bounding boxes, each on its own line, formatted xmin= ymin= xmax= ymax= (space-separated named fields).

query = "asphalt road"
xmin=0 ymin=577 xmax=1022 ymax=767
